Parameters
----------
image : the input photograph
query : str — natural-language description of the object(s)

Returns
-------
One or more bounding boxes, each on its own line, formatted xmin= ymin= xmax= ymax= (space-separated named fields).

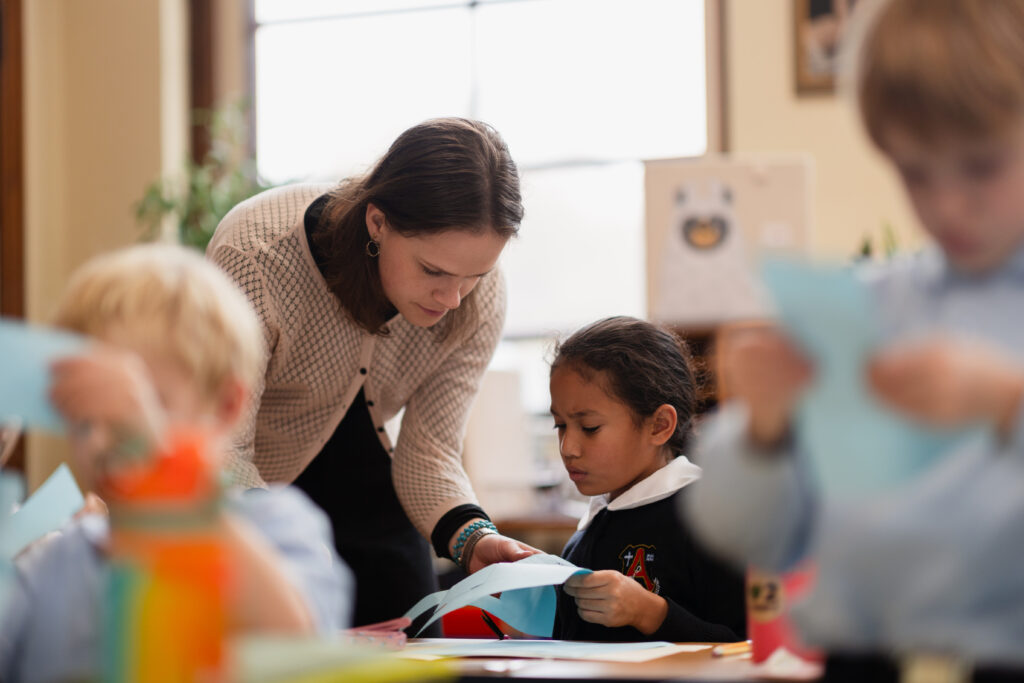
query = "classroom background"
xmin=0 ymin=0 xmax=917 ymax=551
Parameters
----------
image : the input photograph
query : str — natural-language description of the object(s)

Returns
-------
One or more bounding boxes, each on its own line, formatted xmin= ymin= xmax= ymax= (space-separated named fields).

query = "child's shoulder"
xmin=226 ymin=485 xmax=354 ymax=632
xmin=228 ymin=484 xmax=330 ymax=532
xmin=226 ymin=484 xmax=338 ymax=564
xmin=857 ymin=248 xmax=944 ymax=299
xmin=14 ymin=513 xmax=107 ymax=582
xmin=1 ymin=515 xmax=108 ymax=683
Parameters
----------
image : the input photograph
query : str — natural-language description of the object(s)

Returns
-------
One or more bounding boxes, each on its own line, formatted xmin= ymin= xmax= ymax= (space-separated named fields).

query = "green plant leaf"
xmin=134 ymin=100 xmax=272 ymax=251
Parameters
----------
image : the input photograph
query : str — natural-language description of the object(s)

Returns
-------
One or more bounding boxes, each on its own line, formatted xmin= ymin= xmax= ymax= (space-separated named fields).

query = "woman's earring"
xmin=365 ymin=239 xmax=381 ymax=258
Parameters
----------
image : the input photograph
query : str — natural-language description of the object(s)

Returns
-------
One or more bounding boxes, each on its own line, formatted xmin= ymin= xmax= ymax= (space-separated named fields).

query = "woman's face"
xmin=366 ymin=204 xmax=508 ymax=327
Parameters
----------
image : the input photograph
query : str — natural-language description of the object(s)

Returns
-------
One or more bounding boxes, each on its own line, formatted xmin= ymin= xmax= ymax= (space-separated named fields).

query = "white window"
xmin=254 ymin=0 xmax=708 ymax=411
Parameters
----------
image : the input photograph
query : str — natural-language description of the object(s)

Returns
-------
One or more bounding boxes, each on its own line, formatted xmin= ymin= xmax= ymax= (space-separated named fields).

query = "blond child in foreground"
xmin=0 ymin=244 xmax=352 ymax=683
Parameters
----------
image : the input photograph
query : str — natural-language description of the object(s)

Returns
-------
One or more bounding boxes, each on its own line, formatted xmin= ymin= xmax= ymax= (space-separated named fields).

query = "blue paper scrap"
xmin=404 ymin=554 xmax=590 ymax=637
xmin=761 ymin=259 xmax=987 ymax=499
xmin=0 ymin=318 xmax=88 ymax=433
xmin=0 ymin=463 xmax=84 ymax=560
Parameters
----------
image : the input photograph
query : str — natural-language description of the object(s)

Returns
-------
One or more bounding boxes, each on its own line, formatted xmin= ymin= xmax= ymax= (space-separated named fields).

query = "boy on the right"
xmin=688 ymin=0 xmax=1024 ymax=679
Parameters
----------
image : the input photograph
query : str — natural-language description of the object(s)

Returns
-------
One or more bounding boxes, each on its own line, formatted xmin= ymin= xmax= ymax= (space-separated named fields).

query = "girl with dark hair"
xmin=207 ymin=118 xmax=536 ymax=629
xmin=549 ymin=316 xmax=745 ymax=642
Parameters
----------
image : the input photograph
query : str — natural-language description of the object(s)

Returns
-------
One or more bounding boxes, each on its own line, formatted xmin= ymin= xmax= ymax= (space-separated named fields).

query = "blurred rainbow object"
xmin=102 ymin=430 xmax=231 ymax=683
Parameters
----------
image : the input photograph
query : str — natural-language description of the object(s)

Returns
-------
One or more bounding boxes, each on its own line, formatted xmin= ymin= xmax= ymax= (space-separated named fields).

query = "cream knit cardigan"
xmin=207 ymin=183 xmax=503 ymax=538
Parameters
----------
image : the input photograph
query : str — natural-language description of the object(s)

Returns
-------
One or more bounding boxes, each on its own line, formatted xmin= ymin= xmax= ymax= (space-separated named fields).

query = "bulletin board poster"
xmin=644 ymin=156 xmax=811 ymax=327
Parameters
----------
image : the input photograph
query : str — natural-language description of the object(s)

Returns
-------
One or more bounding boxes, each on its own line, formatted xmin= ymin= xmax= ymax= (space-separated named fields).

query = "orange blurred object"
xmin=103 ymin=430 xmax=232 ymax=682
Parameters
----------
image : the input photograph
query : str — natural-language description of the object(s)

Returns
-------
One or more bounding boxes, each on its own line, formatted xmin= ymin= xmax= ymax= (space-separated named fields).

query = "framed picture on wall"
xmin=794 ymin=0 xmax=859 ymax=94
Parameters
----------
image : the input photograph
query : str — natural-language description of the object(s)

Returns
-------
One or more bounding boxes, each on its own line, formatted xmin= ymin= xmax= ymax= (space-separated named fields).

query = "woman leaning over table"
xmin=207 ymin=117 xmax=537 ymax=628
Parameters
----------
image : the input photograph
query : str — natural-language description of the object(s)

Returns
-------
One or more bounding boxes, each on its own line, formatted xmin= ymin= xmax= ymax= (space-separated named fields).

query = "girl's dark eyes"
xmin=551 ymin=423 xmax=600 ymax=433
xmin=422 ymin=266 xmax=443 ymax=277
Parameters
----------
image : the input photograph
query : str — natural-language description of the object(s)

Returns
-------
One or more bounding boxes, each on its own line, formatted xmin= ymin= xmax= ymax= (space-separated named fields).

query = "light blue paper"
xmin=472 ymin=588 xmax=556 ymax=637
xmin=761 ymin=259 xmax=987 ymax=499
xmin=408 ymin=639 xmax=671 ymax=659
xmin=0 ymin=318 xmax=87 ymax=433
xmin=0 ymin=463 xmax=84 ymax=559
xmin=403 ymin=590 xmax=446 ymax=625
xmin=404 ymin=555 xmax=590 ymax=637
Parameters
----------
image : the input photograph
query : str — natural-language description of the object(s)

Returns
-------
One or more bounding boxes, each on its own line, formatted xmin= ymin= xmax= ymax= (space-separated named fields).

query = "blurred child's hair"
xmin=858 ymin=0 xmax=1024 ymax=149
xmin=551 ymin=316 xmax=696 ymax=455
xmin=53 ymin=244 xmax=263 ymax=398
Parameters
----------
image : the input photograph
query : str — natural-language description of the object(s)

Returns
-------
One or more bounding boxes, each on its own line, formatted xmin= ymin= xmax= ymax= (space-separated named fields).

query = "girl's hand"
xmin=562 ymin=570 xmax=667 ymax=634
xmin=466 ymin=533 xmax=540 ymax=574
xmin=50 ymin=348 xmax=166 ymax=489
xmin=868 ymin=338 xmax=1024 ymax=439
xmin=719 ymin=326 xmax=814 ymax=448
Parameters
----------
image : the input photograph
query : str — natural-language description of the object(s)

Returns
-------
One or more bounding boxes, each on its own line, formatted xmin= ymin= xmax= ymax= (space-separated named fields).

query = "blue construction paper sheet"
xmin=404 ymin=554 xmax=590 ymax=637
xmin=0 ymin=318 xmax=88 ymax=434
xmin=761 ymin=259 xmax=987 ymax=499
xmin=0 ymin=463 xmax=84 ymax=559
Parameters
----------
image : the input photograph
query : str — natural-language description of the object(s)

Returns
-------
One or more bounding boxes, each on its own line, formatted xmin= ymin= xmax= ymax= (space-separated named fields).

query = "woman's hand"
xmin=868 ymin=338 xmax=1024 ymax=439
xmin=562 ymin=570 xmax=667 ymax=634
xmin=719 ymin=325 xmax=814 ymax=449
xmin=465 ymin=533 xmax=540 ymax=574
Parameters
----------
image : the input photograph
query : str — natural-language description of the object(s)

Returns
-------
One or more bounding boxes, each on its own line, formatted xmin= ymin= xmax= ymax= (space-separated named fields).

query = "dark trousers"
xmin=294 ymin=389 xmax=440 ymax=633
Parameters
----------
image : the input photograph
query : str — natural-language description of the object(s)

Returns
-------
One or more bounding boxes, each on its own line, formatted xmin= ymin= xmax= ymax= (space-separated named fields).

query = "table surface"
xmin=407 ymin=640 xmax=822 ymax=683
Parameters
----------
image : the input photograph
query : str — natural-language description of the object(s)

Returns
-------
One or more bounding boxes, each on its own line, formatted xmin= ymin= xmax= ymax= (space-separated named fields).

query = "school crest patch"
xmin=619 ymin=544 xmax=660 ymax=594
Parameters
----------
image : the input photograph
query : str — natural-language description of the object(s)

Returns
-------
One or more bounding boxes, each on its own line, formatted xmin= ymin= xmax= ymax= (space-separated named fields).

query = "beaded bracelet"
xmin=458 ymin=527 xmax=497 ymax=572
xmin=452 ymin=519 xmax=497 ymax=566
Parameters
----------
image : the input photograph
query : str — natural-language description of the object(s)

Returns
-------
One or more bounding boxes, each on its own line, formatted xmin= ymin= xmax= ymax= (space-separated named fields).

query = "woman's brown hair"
xmin=313 ymin=117 xmax=523 ymax=337
xmin=551 ymin=316 xmax=697 ymax=455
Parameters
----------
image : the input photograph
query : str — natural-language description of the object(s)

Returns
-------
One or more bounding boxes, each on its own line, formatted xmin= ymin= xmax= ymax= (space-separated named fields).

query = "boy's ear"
xmin=214 ymin=376 xmax=249 ymax=430
xmin=649 ymin=404 xmax=677 ymax=447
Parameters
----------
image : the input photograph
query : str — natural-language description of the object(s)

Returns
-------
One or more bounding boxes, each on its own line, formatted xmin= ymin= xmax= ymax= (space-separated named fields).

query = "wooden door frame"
xmin=1 ymin=0 xmax=24 ymax=319
xmin=0 ymin=0 xmax=25 ymax=471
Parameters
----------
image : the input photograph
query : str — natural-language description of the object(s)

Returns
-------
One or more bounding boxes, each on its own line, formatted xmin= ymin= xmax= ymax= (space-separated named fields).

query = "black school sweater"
xmin=553 ymin=487 xmax=746 ymax=642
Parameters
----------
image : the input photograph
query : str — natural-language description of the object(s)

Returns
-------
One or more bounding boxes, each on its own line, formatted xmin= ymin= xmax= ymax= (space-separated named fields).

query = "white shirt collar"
xmin=576 ymin=455 xmax=702 ymax=531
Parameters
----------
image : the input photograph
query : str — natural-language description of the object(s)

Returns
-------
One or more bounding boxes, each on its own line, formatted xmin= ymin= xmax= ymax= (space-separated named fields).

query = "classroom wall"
xmin=213 ymin=0 xmax=249 ymax=105
xmin=22 ymin=0 xmax=188 ymax=490
xmin=214 ymin=1 xmax=913 ymax=261
xmin=725 ymin=0 xmax=920 ymax=258
xmin=17 ymin=1 xmax=917 ymax=488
